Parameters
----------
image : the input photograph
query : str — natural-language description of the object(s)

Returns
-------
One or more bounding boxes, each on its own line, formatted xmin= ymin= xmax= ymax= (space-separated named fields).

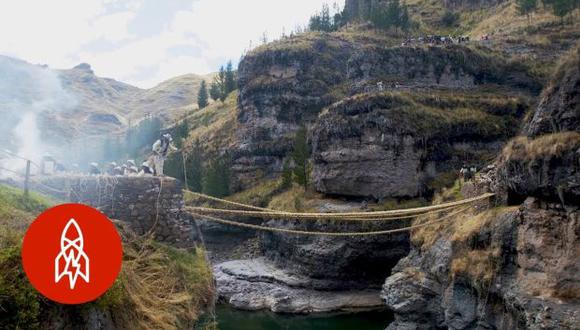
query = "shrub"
xmin=441 ymin=11 xmax=460 ymax=27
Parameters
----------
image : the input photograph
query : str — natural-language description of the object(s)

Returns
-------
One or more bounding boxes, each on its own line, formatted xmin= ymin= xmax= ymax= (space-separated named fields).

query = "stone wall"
xmin=34 ymin=175 xmax=194 ymax=247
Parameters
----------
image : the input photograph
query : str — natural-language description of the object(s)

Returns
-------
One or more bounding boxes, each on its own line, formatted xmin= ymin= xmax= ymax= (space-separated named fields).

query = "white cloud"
xmin=0 ymin=0 xmax=339 ymax=88
xmin=91 ymin=10 xmax=136 ymax=42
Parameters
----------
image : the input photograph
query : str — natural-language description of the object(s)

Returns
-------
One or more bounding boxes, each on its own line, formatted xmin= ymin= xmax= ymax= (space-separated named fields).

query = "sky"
xmin=0 ymin=0 xmax=339 ymax=88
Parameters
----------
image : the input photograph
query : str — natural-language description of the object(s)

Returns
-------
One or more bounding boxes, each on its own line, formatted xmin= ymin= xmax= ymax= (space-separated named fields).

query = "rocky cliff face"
xmin=311 ymin=92 xmax=527 ymax=198
xmin=233 ymin=35 xmax=354 ymax=188
xmin=525 ymin=46 xmax=580 ymax=138
xmin=232 ymin=32 xmax=540 ymax=191
xmin=383 ymin=195 xmax=579 ymax=329
xmin=260 ymin=218 xmax=410 ymax=289
xmin=382 ymin=48 xmax=580 ymax=329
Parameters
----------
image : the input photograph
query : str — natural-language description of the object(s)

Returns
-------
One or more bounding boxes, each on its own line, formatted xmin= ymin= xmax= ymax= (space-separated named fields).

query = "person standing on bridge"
xmin=151 ymin=133 xmax=178 ymax=176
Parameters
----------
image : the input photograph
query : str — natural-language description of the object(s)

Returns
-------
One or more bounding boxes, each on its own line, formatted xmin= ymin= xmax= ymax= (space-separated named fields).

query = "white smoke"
xmin=0 ymin=55 xmax=76 ymax=178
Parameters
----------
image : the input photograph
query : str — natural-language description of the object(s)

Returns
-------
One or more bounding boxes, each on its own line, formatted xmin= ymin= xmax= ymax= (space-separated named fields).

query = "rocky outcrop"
xmin=495 ymin=132 xmax=580 ymax=205
xmin=211 ymin=199 xmax=410 ymax=313
xmin=311 ymin=92 xmax=527 ymax=198
xmin=214 ymin=258 xmax=384 ymax=313
xmin=384 ymin=194 xmax=579 ymax=329
xmin=260 ymin=218 xmax=410 ymax=289
xmin=383 ymin=48 xmax=580 ymax=329
xmin=525 ymin=46 xmax=580 ymax=137
xmin=233 ymin=35 xmax=354 ymax=188
xmin=232 ymin=33 xmax=540 ymax=190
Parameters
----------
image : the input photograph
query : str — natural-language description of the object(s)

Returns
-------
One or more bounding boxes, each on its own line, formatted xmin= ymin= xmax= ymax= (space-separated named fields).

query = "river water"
xmin=205 ymin=305 xmax=394 ymax=330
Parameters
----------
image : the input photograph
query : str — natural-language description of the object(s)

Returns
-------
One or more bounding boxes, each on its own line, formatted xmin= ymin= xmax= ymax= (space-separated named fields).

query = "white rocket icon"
xmin=55 ymin=219 xmax=90 ymax=289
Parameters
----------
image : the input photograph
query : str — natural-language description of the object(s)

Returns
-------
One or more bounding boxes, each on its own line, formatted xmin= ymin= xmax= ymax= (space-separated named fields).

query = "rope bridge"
xmin=185 ymin=191 xmax=495 ymax=236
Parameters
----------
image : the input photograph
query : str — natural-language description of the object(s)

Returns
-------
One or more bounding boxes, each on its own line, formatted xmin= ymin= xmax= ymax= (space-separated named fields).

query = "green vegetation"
xmin=290 ymin=127 xmax=311 ymax=191
xmin=210 ymin=61 xmax=236 ymax=102
xmin=197 ymin=80 xmax=209 ymax=109
xmin=441 ymin=10 xmax=460 ymax=27
xmin=165 ymin=92 xmax=239 ymax=195
xmin=267 ymin=186 xmax=321 ymax=212
xmin=322 ymin=91 xmax=529 ymax=147
xmin=0 ymin=185 xmax=53 ymax=330
xmin=202 ymin=153 xmax=232 ymax=198
xmin=517 ymin=0 xmax=539 ymax=23
xmin=165 ymin=139 xmax=204 ymax=192
xmin=370 ymin=0 xmax=412 ymax=32
xmin=227 ymin=179 xmax=283 ymax=207
xmin=0 ymin=185 xmax=214 ymax=329
xmin=542 ymin=0 xmax=580 ymax=21
xmin=281 ymin=159 xmax=293 ymax=190
xmin=308 ymin=3 xmax=345 ymax=32
xmin=111 ymin=115 xmax=163 ymax=161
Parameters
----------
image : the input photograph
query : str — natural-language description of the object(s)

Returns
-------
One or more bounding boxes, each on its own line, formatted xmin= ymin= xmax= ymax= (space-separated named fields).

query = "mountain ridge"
xmin=0 ymin=54 xmax=213 ymax=140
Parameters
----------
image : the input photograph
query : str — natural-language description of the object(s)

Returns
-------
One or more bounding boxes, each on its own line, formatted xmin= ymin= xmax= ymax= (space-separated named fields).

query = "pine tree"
xmin=187 ymin=140 xmax=204 ymax=192
xmin=163 ymin=152 xmax=182 ymax=180
xmin=386 ymin=0 xmax=402 ymax=30
xmin=548 ymin=0 xmax=576 ymax=22
xmin=281 ymin=158 xmax=293 ymax=189
xmin=209 ymin=81 xmax=221 ymax=101
xmin=197 ymin=80 xmax=209 ymax=109
xmin=203 ymin=154 xmax=231 ymax=197
xmin=321 ymin=4 xmax=332 ymax=31
xmin=225 ymin=61 xmax=236 ymax=95
xmin=291 ymin=127 xmax=310 ymax=191
xmin=400 ymin=3 xmax=411 ymax=31
xmin=217 ymin=66 xmax=227 ymax=101
xmin=517 ymin=0 xmax=538 ymax=23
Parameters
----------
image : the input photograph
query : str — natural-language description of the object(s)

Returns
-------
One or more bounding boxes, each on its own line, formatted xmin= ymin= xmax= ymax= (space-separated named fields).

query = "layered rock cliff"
xmin=525 ymin=46 xmax=580 ymax=138
xmin=311 ymin=92 xmax=528 ymax=198
xmin=232 ymin=31 xmax=541 ymax=191
xmin=382 ymin=46 xmax=580 ymax=330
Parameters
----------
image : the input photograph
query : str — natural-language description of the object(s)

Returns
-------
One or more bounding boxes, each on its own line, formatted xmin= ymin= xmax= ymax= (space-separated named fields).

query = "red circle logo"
xmin=21 ymin=203 xmax=123 ymax=304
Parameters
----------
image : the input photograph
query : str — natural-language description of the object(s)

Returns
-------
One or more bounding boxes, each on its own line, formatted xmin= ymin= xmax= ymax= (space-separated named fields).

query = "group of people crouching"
xmin=401 ymin=35 xmax=470 ymax=46
xmin=88 ymin=159 xmax=142 ymax=176
xmin=88 ymin=133 xmax=178 ymax=177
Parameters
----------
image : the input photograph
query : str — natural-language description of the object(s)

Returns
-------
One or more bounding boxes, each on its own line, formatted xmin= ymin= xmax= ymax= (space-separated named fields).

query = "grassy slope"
xmin=0 ymin=185 xmax=214 ymax=330
xmin=181 ymin=91 xmax=239 ymax=156
xmin=411 ymin=181 xmax=520 ymax=290
xmin=407 ymin=0 xmax=580 ymax=78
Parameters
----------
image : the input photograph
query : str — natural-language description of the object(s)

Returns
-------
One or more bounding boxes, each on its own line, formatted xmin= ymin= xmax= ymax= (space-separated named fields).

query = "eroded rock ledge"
xmin=215 ymin=258 xmax=384 ymax=313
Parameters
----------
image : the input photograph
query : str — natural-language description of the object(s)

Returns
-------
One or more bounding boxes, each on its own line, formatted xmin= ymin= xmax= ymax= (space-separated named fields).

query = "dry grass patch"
xmin=182 ymin=91 xmax=239 ymax=156
xmin=501 ymin=132 xmax=580 ymax=161
xmin=452 ymin=206 xmax=518 ymax=243
xmin=110 ymin=224 xmax=214 ymax=330
xmin=227 ymin=179 xmax=283 ymax=208
xmin=451 ymin=248 xmax=501 ymax=290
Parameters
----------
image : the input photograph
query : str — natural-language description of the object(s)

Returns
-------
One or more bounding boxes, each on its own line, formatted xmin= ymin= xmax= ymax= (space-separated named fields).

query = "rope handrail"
xmin=187 ymin=191 xmax=494 ymax=216
xmin=186 ymin=191 xmax=273 ymax=211
xmin=185 ymin=204 xmax=461 ymax=221
xmin=189 ymin=206 xmax=472 ymax=236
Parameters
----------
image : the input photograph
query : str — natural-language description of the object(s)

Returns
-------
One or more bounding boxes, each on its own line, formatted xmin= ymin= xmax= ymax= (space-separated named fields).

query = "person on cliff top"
xmin=151 ymin=133 xmax=178 ymax=176
xmin=89 ymin=162 xmax=100 ymax=175
xmin=106 ymin=162 xmax=117 ymax=175
xmin=459 ymin=164 xmax=468 ymax=185
xmin=138 ymin=161 xmax=154 ymax=176
xmin=125 ymin=160 xmax=138 ymax=175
